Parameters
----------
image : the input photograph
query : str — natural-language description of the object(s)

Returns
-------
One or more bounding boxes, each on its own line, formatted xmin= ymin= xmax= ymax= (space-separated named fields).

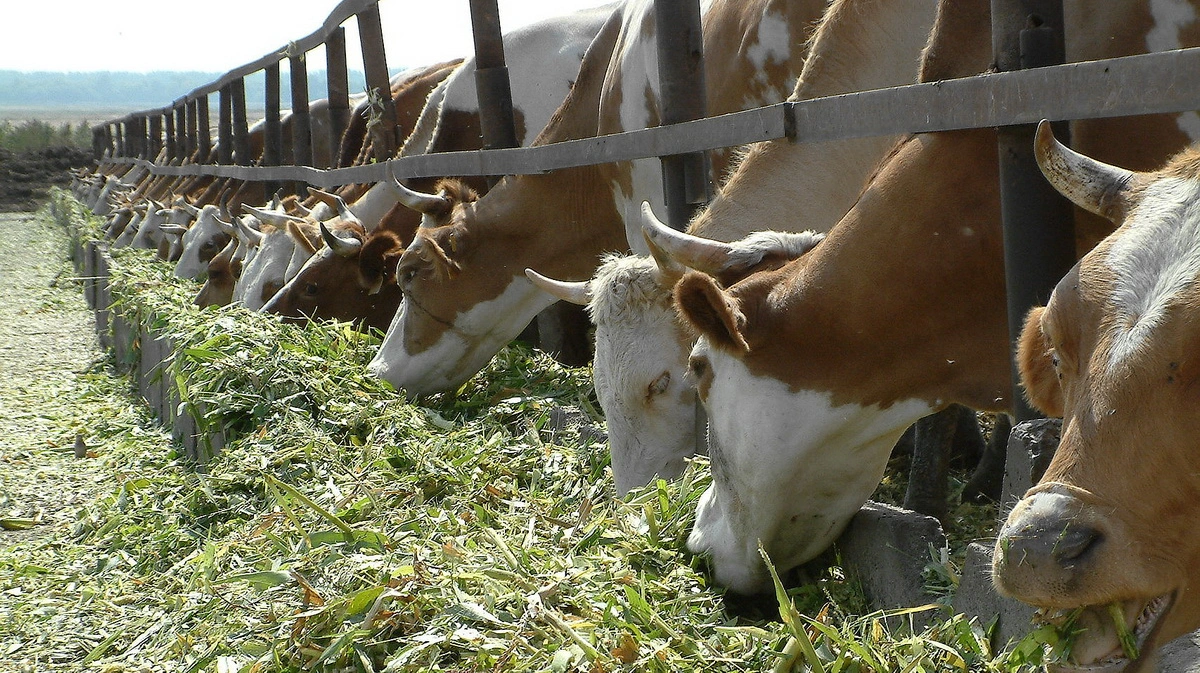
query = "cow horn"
xmin=235 ymin=216 xmax=266 ymax=247
xmin=334 ymin=196 xmax=362 ymax=227
xmin=214 ymin=216 xmax=237 ymax=236
xmin=292 ymin=201 xmax=312 ymax=217
xmin=160 ymin=223 xmax=189 ymax=237
xmin=1034 ymin=119 xmax=1136 ymax=221
xmin=246 ymin=205 xmax=307 ymax=227
xmin=524 ymin=268 xmax=592 ymax=306
xmin=388 ymin=162 xmax=449 ymax=217
xmin=639 ymin=201 xmax=734 ymax=274
xmin=320 ymin=221 xmax=362 ymax=258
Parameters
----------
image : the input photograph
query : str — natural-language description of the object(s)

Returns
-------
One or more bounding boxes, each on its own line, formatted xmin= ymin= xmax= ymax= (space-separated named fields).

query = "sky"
xmin=0 ymin=0 xmax=613 ymax=74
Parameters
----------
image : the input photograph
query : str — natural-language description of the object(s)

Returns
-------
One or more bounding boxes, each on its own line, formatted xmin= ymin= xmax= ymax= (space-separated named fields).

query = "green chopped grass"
xmin=0 ymin=190 xmax=1048 ymax=672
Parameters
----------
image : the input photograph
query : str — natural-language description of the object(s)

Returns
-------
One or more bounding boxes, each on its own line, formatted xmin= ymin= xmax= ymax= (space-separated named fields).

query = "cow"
xmin=990 ymin=122 xmax=1200 ymax=673
xmin=635 ymin=0 xmax=1200 ymax=595
xmin=368 ymin=0 xmax=831 ymax=396
xmin=260 ymin=4 xmax=618 ymax=331
xmin=175 ymin=203 xmax=232 ymax=279
xmin=525 ymin=0 xmax=941 ymax=495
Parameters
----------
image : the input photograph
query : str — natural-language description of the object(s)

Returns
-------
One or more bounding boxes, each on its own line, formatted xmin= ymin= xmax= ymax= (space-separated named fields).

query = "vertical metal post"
xmin=654 ymin=0 xmax=710 ymax=227
xmin=186 ymin=100 xmax=199 ymax=160
xmin=264 ymin=62 xmax=284 ymax=196
xmin=175 ymin=106 xmax=187 ymax=160
xmin=165 ymin=110 xmax=177 ymax=161
xmin=232 ymin=77 xmax=251 ymax=165
xmin=290 ymin=53 xmax=314 ymax=193
xmin=198 ymin=96 xmax=212 ymax=163
xmin=326 ymin=27 xmax=351 ymax=168
xmin=136 ymin=117 xmax=149 ymax=159
xmin=357 ymin=5 xmax=399 ymax=159
xmin=469 ymin=0 xmax=518 ymax=186
xmin=991 ymin=0 xmax=1074 ymax=423
xmin=655 ymin=0 xmax=710 ymax=455
xmin=218 ymin=85 xmax=233 ymax=165
xmin=116 ymin=122 xmax=126 ymax=158
xmin=149 ymin=115 xmax=163 ymax=158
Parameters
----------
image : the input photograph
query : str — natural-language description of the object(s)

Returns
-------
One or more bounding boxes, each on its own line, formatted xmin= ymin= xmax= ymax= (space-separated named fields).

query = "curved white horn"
xmin=235 ymin=216 xmax=266 ymax=247
xmin=1034 ymin=119 xmax=1136 ymax=220
xmin=246 ymin=205 xmax=307 ymax=227
xmin=160 ymin=224 xmax=189 ymax=237
xmin=214 ymin=216 xmax=238 ymax=237
xmin=320 ymin=221 xmax=362 ymax=258
xmin=334 ymin=196 xmax=362 ymax=227
xmin=387 ymin=161 xmax=449 ymax=216
xmin=639 ymin=201 xmax=735 ymax=274
xmin=525 ymin=268 xmax=592 ymax=306
xmin=293 ymin=201 xmax=312 ymax=217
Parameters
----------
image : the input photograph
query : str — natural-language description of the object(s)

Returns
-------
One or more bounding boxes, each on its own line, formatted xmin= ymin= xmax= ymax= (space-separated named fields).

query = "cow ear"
xmin=1017 ymin=306 xmax=1064 ymax=417
xmin=674 ymin=271 xmax=749 ymax=352
xmin=415 ymin=229 xmax=463 ymax=280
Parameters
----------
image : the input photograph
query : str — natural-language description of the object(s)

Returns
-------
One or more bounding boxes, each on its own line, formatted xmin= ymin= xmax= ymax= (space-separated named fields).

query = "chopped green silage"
xmin=0 ymin=190 xmax=1053 ymax=672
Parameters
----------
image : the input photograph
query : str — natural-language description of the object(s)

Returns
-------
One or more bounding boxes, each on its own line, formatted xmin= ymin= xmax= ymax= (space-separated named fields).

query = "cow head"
xmin=994 ymin=122 xmax=1200 ymax=671
xmin=194 ymin=237 xmax=241 ymax=308
xmin=235 ymin=206 xmax=309 ymax=311
xmin=175 ymin=204 xmax=232 ymax=280
xmin=262 ymin=218 xmax=404 ymax=334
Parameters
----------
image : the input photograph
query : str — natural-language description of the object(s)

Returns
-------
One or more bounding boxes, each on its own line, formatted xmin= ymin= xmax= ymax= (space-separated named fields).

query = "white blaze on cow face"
xmin=586 ymin=255 xmax=698 ymax=495
xmin=175 ymin=205 xmax=227 ymax=279
xmin=1104 ymin=176 xmax=1200 ymax=369
xmin=236 ymin=226 xmax=295 ymax=310
xmin=369 ymin=276 xmax=556 ymax=396
xmin=686 ymin=337 xmax=931 ymax=594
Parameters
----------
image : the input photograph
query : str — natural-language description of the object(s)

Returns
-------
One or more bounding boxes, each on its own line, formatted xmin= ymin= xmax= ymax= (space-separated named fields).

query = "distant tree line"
xmin=0 ymin=120 xmax=92 ymax=152
xmin=0 ymin=70 xmax=373 ymax=109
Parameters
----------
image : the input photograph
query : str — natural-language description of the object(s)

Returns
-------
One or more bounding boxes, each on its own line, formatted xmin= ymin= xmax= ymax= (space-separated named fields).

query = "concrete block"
xmin=1159 ymin=630 xmax=1200 ymax=673
xmin=952 ymin=542 xmax=1035 ymax=649
xmin=835 ymin=500 xmax=946 ymax=622
xmin=1000 ymin=418 xmax=1061 ymax=518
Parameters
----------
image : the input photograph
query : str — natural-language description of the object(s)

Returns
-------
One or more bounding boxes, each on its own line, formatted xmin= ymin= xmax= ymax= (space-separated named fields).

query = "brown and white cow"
xmin=257 ymin=5 xmax=614 ymax=329
xmin=991 ymin=122 xmax=1200 ymax=673
xmin=644 ymin=0 xmax=1200 ymax=595
xmin=368 ymin=0 xmax=831 ymax=396
xmin=526 ymin=0 xmax=941 ymax=495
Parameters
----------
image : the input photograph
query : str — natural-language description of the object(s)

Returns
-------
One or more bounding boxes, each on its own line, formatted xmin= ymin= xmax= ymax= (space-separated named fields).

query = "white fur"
xmin=369 ymin=278 xmax=557 ymax=396
xmin=686 ymin=339 xmax=932 ymax=593
xmin=587 ymin=255 xmax=698 ymax=494
xmin=1105 ymin=176 xmax=1200 ymax=369
xmin=175 ymin=205 xmax=225 ymax=279
xmin=236 ymin=226 xmax=296 ymax=310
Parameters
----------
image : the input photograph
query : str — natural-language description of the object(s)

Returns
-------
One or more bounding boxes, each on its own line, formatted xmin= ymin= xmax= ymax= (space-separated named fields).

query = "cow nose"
xmin=993 ymin=491 xmax=1103 ymax=602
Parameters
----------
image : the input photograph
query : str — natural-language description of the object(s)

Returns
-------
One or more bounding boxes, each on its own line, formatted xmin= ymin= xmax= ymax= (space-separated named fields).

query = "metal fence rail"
xmin=101 ymin=46 xmax=1200 ymax=187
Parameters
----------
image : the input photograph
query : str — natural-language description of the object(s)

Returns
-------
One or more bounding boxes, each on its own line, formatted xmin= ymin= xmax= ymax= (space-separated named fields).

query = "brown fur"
xmin=675 ymin=272 xmax=749 ymax=353
xmin=1016 ymin=306 xmax=1064 ymax=416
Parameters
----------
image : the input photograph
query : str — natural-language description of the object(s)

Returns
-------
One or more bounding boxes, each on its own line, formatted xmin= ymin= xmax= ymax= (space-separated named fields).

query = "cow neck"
xmin=733 ymin=129 xmax=1012 ymax=412
xmin=464 ymin=162 xmax=626 ymax=285
xmin=693 ymin=0 xmax=941 ymax=242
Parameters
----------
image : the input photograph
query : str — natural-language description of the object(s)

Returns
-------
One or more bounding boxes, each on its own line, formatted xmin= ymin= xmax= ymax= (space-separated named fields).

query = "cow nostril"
xmin=1050 ymin=525 xmax=1102 ymax=564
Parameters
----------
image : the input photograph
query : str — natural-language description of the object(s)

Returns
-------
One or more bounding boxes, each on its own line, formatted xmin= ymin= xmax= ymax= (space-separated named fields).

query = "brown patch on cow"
xmin=359 ymin=230 xmax=406 ymax=292
xmin=286 ymin=220 xmax=320 ymax=255
xmin=674 ymin=272 xmax=749 ymax=353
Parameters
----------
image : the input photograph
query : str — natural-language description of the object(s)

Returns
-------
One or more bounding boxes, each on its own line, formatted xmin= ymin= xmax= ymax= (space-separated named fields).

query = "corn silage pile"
xmin=0 ymin=191 xmax=1061 ymax=672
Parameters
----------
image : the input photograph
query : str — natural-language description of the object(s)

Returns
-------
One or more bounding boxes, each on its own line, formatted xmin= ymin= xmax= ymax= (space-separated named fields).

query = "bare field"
xmin=0 ymin=106 xmax=128 ymax=126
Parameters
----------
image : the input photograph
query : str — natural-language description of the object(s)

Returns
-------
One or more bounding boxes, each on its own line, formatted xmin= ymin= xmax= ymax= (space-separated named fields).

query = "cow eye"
xmin=688 ymin=355 xmax=709 ymax=380
xmin=399 ymin=267 xmax=418 ymax=285
xmin=646 ymin=371 xmax=671 ymax=399
xmin=304 ymin=283 xmax=319 ymax=296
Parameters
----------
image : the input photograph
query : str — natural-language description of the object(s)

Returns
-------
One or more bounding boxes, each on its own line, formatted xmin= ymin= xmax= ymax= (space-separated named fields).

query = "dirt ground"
xmin=0 ymin=148 xmax=94 ymax=213
xmin=0 ymin=209 xmax=110 ymax=545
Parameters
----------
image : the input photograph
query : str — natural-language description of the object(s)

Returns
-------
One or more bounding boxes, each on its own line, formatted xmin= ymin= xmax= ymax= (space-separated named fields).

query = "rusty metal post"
xmin=198 ymin=96 xmax=212 ymax=162
xmin=218 ymin=85 xmax=233 ymax=165
xmin=992 ymin=0 xmax=1074 ymax=423
xmin=654 ymin=0 xmax=711 ymax=228
xmin=326 ymin=26 xmax=351 ymax=168
xmin=264 ymin=61 xmax=284 ymax=196
xmin=469 ymin=0 xmax=518 ymax=186
xmin=357 ymin=5 xmax=399 ymax=159
xmin=231 ymin=77 xmax=251 ymax=165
